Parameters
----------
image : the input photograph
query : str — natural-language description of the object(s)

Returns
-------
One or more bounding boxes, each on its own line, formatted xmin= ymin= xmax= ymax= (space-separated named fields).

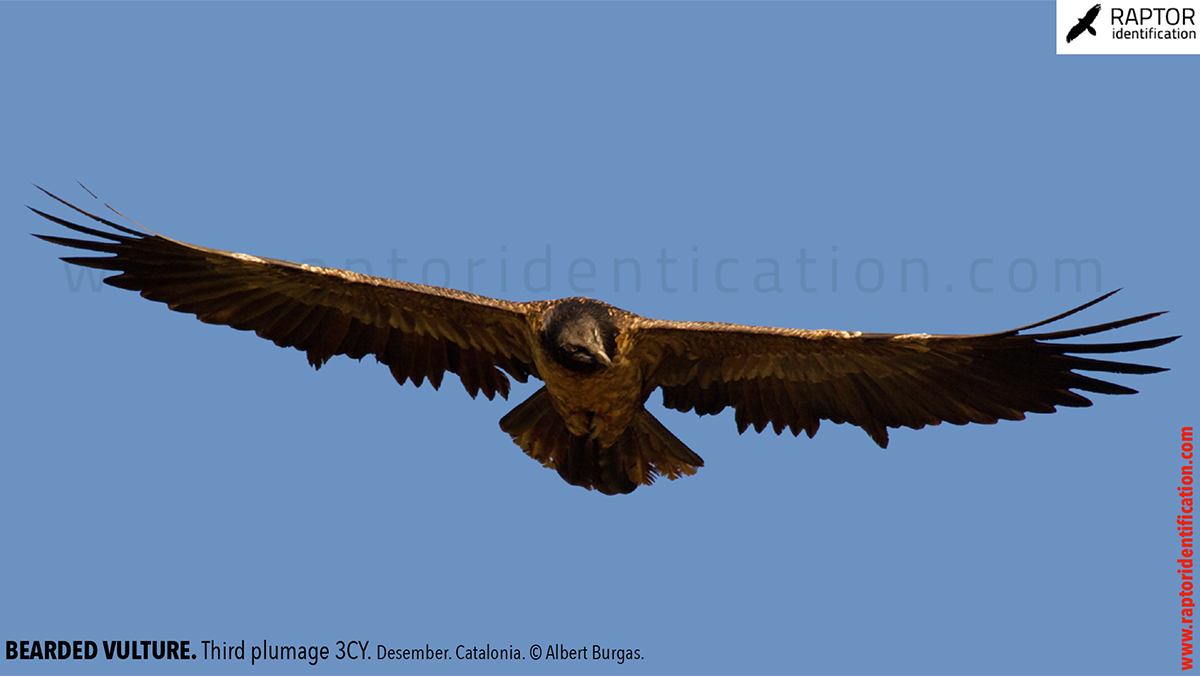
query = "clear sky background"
xmin=1 ymin=2 xmax=1196 ymax=675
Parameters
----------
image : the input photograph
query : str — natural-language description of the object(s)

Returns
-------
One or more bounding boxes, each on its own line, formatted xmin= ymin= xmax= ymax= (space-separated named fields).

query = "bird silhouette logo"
xmin=1067 ymin=4 xmax=1102 ymax=43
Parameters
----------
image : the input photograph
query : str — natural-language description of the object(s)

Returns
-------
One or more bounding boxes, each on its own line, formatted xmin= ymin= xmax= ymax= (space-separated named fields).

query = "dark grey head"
xmin=540 ymin=298 xmax=620 ymax=374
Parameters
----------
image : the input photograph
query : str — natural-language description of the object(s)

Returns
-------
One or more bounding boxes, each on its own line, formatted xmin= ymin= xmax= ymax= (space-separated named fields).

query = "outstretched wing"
xmin=32 ymin=187 xmax=537 ymax=400
xmin=628 ymin=292 xmax=1177 ymax=447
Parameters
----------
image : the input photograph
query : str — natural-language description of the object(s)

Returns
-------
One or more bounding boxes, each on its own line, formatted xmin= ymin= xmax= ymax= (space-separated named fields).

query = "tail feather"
xmin=499 ymin=388 xmax=704 ymax=495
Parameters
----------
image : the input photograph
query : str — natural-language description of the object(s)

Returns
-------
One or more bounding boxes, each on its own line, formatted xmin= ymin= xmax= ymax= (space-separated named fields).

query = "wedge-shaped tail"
xmin=500 ymin=388 xmax=704 ymax=494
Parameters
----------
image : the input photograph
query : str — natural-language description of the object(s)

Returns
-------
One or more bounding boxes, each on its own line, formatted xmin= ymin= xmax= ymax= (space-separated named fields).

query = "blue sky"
xmin=1 ymin=2 xmax=1195 ymax=675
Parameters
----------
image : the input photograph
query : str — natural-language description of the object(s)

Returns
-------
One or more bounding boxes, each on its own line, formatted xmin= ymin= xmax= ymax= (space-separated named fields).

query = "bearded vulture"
xmin=32 ymin=187 xmax=1177 ymax=494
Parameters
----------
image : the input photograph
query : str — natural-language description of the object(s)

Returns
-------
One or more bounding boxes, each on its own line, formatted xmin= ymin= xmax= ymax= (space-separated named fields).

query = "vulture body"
xmin=32 ymin=188 xmax=1177 ymax=494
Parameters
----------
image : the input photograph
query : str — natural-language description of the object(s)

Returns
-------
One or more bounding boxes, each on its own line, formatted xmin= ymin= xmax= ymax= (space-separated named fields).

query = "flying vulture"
xmin=1067 ymin=4 xmax=1102 ymax=43
xmin=32 ymin=187 xmax=1177 ymax=495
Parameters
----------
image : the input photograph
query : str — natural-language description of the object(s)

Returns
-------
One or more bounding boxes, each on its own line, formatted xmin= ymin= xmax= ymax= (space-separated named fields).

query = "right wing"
xmin=624 ymin=292 xmax=1176 ymax=448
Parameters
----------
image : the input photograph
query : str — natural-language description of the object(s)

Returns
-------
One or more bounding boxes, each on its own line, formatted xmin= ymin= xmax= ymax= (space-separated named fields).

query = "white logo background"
xmin=1057 ymin=0 xmax=1200 ymax=53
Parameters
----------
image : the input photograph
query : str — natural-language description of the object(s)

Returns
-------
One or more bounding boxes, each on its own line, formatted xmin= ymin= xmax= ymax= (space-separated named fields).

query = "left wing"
xmin=626 ymin=292 xmax=1177 ymax=447
xmin=31 ymin=188 xmax=538 ymax=400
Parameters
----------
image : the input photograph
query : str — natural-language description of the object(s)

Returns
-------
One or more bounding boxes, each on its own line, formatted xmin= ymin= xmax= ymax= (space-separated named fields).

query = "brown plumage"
xmin=32 ymin=187 xmax=1179 ymax=495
